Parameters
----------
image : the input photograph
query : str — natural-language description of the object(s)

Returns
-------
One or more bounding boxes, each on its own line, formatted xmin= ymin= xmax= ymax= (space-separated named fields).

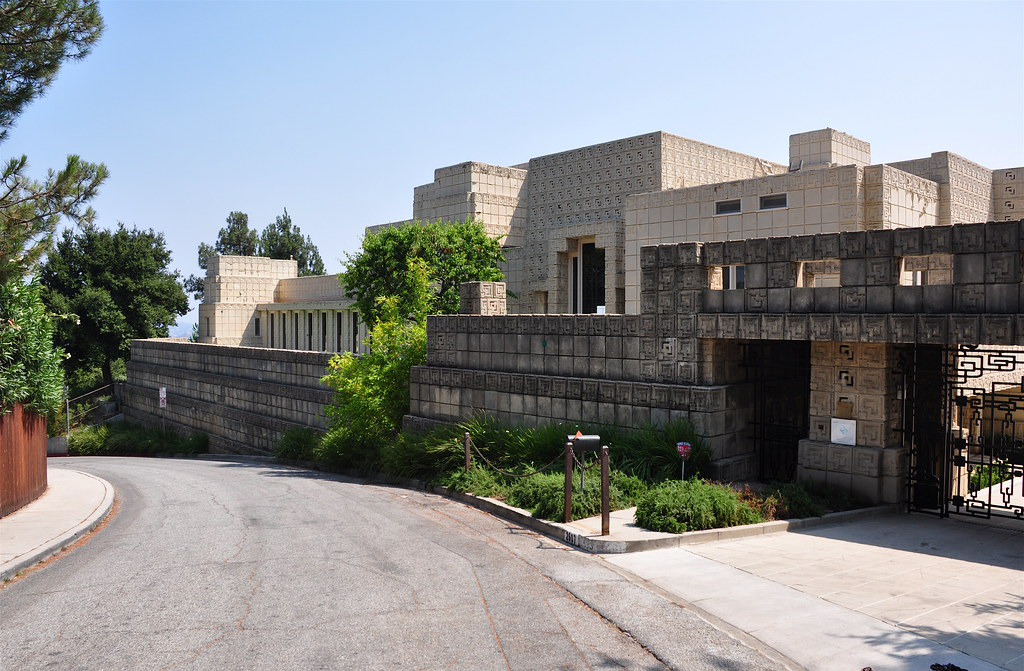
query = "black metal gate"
xmin=899 ymin=344 xmax=1024 ymax=521
xmin=743 ymin=341 xmax=810 ymax=482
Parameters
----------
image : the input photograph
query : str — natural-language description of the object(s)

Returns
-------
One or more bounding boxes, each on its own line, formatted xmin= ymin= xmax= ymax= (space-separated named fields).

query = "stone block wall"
xmin=122 ymin=338 xmax=333 ymax=455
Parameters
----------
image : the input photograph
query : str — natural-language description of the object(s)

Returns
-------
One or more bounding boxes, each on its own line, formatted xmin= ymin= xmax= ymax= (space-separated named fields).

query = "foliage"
xmin=610 ymin=419 xmax=712 ymax=483
xmin=318 ymin=258 xmax=430 ymax=469
xmin=769 ymin=481 xmax=826 ymax=519
xmin=0 ymin=1 xmax=107 ymax=283
xmin=68 ymin=421 xmax=207 ymax=456
xmin=506 ymin=471 xmax=631 ymax=522
xmin=274 ymin=426 xmax=321 ymax=462
xmin=341 ymin=219 xmax=505 ymax=327
xmin=40 ymin=223 xmax=189 ymax=384
xmin=259 ymin=208 xmax=324 ymax=276
xmin=438 ymin=466 xmax=510 ymax=499
xmin=0 ymin=277 xmax=64 ymax=415
xmin=635 ymin=479 xmax=764 ymax=533
xmin=0 ymin=0 xmax=104 ymax=142
xmin=969 ymin=462 xmax=1017 ymax=492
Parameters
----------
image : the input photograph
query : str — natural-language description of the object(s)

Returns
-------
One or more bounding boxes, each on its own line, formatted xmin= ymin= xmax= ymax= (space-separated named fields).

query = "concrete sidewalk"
xmin=0 ymin=467 xmax=114 ymax=582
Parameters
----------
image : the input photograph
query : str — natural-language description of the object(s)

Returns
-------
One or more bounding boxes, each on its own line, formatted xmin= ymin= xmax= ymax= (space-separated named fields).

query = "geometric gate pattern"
xmin=900 ymin=345 xmax=1024 ymax=521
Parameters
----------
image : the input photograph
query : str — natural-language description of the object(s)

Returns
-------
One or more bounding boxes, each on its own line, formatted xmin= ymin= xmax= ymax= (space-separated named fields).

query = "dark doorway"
xmin=571 ymin=243 xmax=605 ymax=314
xmin=743 ymin=340 xmax=811 ymax=481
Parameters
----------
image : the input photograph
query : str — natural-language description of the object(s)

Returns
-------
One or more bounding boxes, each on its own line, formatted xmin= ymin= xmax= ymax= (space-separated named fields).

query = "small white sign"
xmin=831 ymin=418 xmax=856 ymax=446
xmin=159 ymin=397 xmax=167 ymax=409
xmin=159 ymin=387 xmax=166 ymax=400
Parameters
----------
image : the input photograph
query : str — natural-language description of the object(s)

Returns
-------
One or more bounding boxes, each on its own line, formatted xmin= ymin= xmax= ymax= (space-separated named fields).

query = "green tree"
xmin=0 ymin=0 xmax=103 ymax=141
xmin=342 ymin=219 xmax=504 ymax=326
xmin=259 ymin=207 xmax=325 ymax=276
xmin=0 ymin=0 xmax=107 ymax=284
xmin=185 ymin=211 xmax=260 ymax=299
xmin=41 ymin=224 xmax=188 ymax=385
xmin=319 ymin=258 xmax=430 ymax=465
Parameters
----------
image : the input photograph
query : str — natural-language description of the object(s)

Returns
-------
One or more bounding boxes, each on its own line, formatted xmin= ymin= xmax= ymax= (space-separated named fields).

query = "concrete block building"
xmin=197 ymin=255 xmax=366 ymax=353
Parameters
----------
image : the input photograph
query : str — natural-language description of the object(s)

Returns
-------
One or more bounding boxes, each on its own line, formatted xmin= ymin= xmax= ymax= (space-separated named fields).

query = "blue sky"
xmin=4 ymin=0 xmax=1022 ymax=334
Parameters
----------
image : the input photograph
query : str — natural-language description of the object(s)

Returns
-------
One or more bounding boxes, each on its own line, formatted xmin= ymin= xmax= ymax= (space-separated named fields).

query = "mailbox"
xmin=567 ymin=434 xmax=602 ymax=451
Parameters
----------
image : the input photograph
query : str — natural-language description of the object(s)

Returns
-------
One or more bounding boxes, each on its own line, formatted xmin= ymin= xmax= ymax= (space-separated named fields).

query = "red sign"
xmin=677 ymin=442 xmax=692 ymax=459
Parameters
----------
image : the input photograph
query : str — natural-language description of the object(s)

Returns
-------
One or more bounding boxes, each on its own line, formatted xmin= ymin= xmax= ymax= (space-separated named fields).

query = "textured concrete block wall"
xmin=122 ymin=339 xmax=333 ymax=455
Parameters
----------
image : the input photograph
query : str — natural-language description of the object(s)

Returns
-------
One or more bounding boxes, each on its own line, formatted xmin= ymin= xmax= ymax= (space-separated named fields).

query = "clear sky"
xmin=4 ymin=0 xmax=1022 ymax=335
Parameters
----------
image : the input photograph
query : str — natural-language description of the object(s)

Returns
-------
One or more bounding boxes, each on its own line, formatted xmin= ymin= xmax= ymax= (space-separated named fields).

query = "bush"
xmin=635 ymin=479 xmax=764 ymax=533
xmin=0 ymin=278 xmax=64 ymax=416
xmin=770 ymin=481 xmax=826 ymax=519
xmin=439 ymin=466 xmax=510 ymax=499
xmin=610 ymin=471 xmax=648 ymax=505
xmin=275 ymin=426 xmax=321 ymax=461
xmin=612 ymin=419 xmax=712 ymax=483
xmin=67 ymin=422 xmax=207 ymax=456
xmin=507 ymin=471 xmax=630 ymax=522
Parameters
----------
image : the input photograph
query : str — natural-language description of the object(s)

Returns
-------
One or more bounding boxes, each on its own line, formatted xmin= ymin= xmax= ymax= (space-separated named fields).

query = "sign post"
xmin=677 ymin=441 xmax=692 ymax=480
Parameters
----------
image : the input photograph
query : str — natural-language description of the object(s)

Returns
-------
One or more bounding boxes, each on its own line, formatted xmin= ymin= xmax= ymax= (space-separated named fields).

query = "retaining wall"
xmin=122 ymin=339 xmax=334 ymax=455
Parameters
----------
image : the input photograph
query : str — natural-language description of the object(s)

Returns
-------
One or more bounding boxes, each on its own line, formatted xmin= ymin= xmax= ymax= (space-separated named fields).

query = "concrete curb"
xmin=0 ymin=471 xmax=115 ymax=582
xmin=430 ymin=485 xmax=900 ymax=553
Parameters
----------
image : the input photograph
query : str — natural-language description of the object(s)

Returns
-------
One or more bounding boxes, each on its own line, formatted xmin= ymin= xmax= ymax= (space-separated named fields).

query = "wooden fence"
xmin=0 ymin=403 xmax=48 ymax=517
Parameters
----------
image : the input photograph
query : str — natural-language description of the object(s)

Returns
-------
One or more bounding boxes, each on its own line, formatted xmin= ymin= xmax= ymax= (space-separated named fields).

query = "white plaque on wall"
xmin=831 ymin=418 xmax=856 ymax=446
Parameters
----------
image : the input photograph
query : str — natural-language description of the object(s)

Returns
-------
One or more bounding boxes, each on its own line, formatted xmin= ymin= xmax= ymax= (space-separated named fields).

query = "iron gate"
xmin=742 ymin=341 xmax=810 ymax=482
xmin=899 ymin=344 xmax=1024 ymax=521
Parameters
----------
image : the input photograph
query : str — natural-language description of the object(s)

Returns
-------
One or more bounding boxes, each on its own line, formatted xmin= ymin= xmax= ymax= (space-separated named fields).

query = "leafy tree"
xmin=259 ymin=207 xmax=325 ymax=276
xmin=318 ymin=258 xmax=430 ymax=467
xmin=0 ymin=277 xmax=64 ymax=414
xmin=342 ymin=219 xmax=505 ymax=326
xmin=41 ymin=223 xmax=188 ymax=385
xmin=0 ymin=0 xmax=107 ymax=284
xmin=0 ymin=0 xmax=104 ymax=141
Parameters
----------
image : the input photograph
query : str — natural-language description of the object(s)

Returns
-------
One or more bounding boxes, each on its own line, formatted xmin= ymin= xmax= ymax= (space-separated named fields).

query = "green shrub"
xmin=612 ymin=419 xmax=712 ymax=483
xmin=610 ymin=471 xmax=648 ymax=505
xmin=969 ymin=462 xmax=1017 ymax=492
xmin=439 ymin=466 xmax=510 ymax=499
xmin=507 ymin=471 xmax=630 ymax=522
xmin=0 ymin=278 xmax=64 ymax=416
xmin=770 ymin=481 xmax=826 ymax=519
xmin=313 ymin=425 xmax=381 ymax=472
xmin=67 ymin=422 xmax=206 ymax=456
xmin=68 ymin=424 xmax=110 ymax=455
xmin=635 ymin=479 xmax=764 ymax=533
xmin=275 ymin=426 xmax=321 ymax=461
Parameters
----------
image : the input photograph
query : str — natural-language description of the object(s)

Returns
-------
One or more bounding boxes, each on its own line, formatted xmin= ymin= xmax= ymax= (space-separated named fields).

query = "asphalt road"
xmin=0 ymin=457 xmax=789 ymax=670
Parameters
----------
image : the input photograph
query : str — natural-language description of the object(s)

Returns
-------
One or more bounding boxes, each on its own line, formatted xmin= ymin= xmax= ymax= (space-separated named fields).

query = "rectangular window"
xmin=715 ymin=199 xmax=741 ymax=215
xmin=321 ymin=313 xmax=327 ymax=351
xmin=293 ymin=313 xmax=298 ymax=349
xmin=759 ymin=194 xmax=787 ymax=210
xmin=254 ymin=317 xmax=261 ymax=338
xmin=307 ymin=313 xmax=313 ymax=350
xmin=352 ymin=313 xmax=359 ymax=353
xmin=270 ymin=314 xmax=275 ymax=347
xmin=337 ymin=313 xmax=343 ymax=351
xmin=724 ymin=265 xmax=745 ymax=290
xmin=206 ymin=317 xmax=211 ymax=337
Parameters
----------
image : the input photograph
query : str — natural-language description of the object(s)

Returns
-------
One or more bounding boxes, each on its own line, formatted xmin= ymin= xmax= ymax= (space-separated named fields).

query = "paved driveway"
xmin=609 ymin=513 xmax=1023 ymax=671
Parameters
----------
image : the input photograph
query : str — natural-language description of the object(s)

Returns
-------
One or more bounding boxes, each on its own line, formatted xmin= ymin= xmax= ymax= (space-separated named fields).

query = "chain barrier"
xmin=466 ymin=436 xmax=566 ymax=479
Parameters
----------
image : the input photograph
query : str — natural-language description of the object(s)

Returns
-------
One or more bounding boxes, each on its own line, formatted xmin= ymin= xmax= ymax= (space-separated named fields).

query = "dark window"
xmin=254 ymin=317 xmax=261 ymax=337
xmin=337 ymin=313 xmax=343 ymax=351
xmin=321 ymin=313 xmax=327 ymax=351
xmin=293 ymin=313 xmax=298 ymax=349
xmin=715 ymin=199 xmax=741 ymax=215
xmin=759 ymin=194 xmax=787 ymax=210
xmin=352 ymin=313 xmax=359 ymax=353
xmin=205 ymin=317 xmax=210 ymax=337
xmin=724 ymin=265 xmax=745 ymax=290
xmin=307 ymin=313 xmax=313 ymax=350
xmin=270 ymin=314 xmax=275 ymax=347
